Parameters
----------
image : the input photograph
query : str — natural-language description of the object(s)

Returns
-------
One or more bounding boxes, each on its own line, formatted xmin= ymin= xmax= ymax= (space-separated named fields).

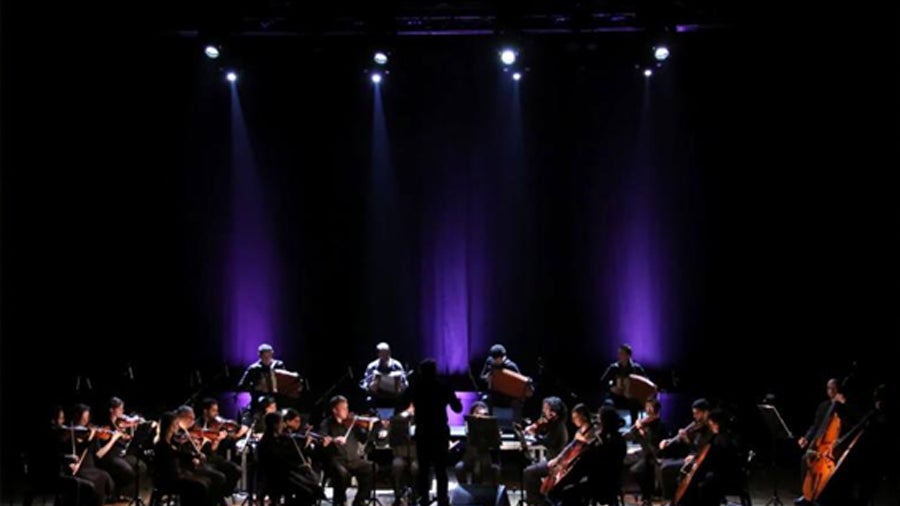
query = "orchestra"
xmin=37 ymin=343 xmax=892 ymax=506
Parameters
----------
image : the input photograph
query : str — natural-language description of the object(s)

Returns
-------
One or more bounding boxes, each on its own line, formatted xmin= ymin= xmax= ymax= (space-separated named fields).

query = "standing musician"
xmin=154 ymin=411 xmax=217 ymax=506
xmin=453 ymin=402 xmax=500 ymax=486
xmin=361 ymin=342 xmax=408 ymax=406
xmin=318 ymin=395 xmax=375 ymax=506
xmin=657 ymin=398 xmax=713 ymax=501
xmin=599 ymin=344 xmax=648 ymax=424
xmin=523 ymin=397 xmax=569 ymax=506
xmin=625 ymin=398 xmax=666 ymax=506
xmin=68 ymin=404 xmax=117 ymax=502
xmin=173 ymin=406 xmax=231 ymax=501
xmin=256 ymin=411 xmax=324 ymax=506
xmin=238 ymin=343 xmax=301 ymax=409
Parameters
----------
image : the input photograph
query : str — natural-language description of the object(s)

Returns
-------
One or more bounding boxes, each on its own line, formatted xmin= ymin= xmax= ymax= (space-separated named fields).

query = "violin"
xmin=85 ymin=425 xmax=131 ymax=441
xmin=340 ymin=413 xmax=383 ymax=428
xmin=115 ymin=414 xmax=149 ymax=429
xmin=524 ymin=414 xmax=555 ymax=434
xmin=207 ymin=416 xmax=240 ymax=432
xmin=628 ymin=413 xmax=660 ymax=436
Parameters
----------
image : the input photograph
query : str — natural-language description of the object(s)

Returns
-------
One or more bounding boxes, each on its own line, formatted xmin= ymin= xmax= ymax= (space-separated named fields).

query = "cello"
xmin=539 ymin=425 xmax=597 ymax=495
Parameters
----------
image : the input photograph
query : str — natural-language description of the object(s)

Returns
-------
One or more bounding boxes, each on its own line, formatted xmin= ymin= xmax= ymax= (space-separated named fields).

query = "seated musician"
xmin=685 ymin=408 xmax=742 ymax=506
xmin=480 ymin=344 xmax=527 ymax=420
xmin=599 ymin=344 xmax=647 ymax=424
xmin=523 ymin=397 xmax=569 ymax=505
xmin=95 ymin=397 xmax=137 ymax=501
xmin=361 ymin=342 xmax=408 ymax=406
xmin=153 ymin=411 xmax=214 ymax=506
xmin=191 ymin=400 xmax=243 ymax=496
xmin=319 ymin=395 xmax=375 ymax=506
xmin=257 ymin=411 xmax=323 ymax=506
xmin=242 ymin=396 xmax=279 ymax=435
xmin=173 ymin=406 xmax=230 ymax=501
xmin=238 ymin=343 xmax=299 ymax=409
xmin=625 ymin=398 xmax=666 ymax=506
xmin=68 ymin=404 xmax=116 ymax=503
xmin=389 ymin=405 xmax=417 ymax=506
xmin=49 ymin=405 xmax=109 ymax=506
xmin=573 ymin=406 xmax=627 ymax=505
xmin=454 ymin=401 xmax=500 ymax=486
xmin=536 ymin=403 xmax=597 ymax=505
xmin=658 ymin=398 xmax=713 ymax=501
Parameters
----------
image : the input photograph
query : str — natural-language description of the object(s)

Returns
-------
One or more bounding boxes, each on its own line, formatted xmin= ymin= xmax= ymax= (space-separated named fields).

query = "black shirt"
xmin=238 ymin=359 xmax=287 ymax=394
xmin=480 ymin=358 xmax=520 ymax=384
xmin=535 ymin=418 xmax=569 ymax=460
xmin=599 ymin=360 xmax=647 ymax=391
xmin=319 ymin=417 xmax=367 ymax=464
xmin=401 ymin=378 xmax=462 ymax=440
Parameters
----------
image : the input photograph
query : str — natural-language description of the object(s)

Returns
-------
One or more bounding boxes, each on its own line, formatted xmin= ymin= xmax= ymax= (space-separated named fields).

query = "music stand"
xmin=757 ymin=404 xmax=794 ymax=506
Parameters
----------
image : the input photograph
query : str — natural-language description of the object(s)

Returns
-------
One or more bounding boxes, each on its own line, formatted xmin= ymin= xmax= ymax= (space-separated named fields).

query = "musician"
xmin=574 ymin=406 xmax=627 ymax=505
xmin=454 ymin=402 xmax=500 ymax=486
xmin=625 ymin=398 xmax=665 ymax=506
xmin=153 ymin=411 xmax=214 ymax=506
xmin=243 ymin=396 xmax=279 ymax=435
xmin=197 ymin=398 xmax=250 ymax=453
xmin=191 ymin=401 xmax=243 ymax=496
xmin=479 ymin=344 xmax=526 ymax=417
xmin=846 ymin=384 xmax=892 ymax=506
xmin=658 ymin=398 xmax=713 ymax=500
xmin=173 ymin=406 xmax=231 ymax=501
xmin=681 ymin=409 xmax=741 ymax=506
xmin=319 ymin=395 xmax=375 ymax=506
xmin=798 ymin=378 xmax=848 ymax=451
xmin=282 ymin=408 xmax=304 ymax=434
xmin=238 ymin=343 xmax=298 ymax=409
xmin=534 ymin=403 xmax=597 ymax=505
xmin=67 ymin=404 xmax=117 ymax=503
xmin=522 ymin=397 xmax=569 ymax=506
xmin=94 ymin=397 xmax=136 ymax=501
xmin=599 ymin=344 xmax=647 ymax=424
xmin=257 ymin=411 xmax=323 ymax=506
xmin=361 ymin=342 xmax=408 ymax=405
xmin=389 ymin=405 xmax=418 ymax=506
xmin=400 ymin=358 xmax=463 ymax=506
xmin=49 ymin=406 xmax=108 ymax=506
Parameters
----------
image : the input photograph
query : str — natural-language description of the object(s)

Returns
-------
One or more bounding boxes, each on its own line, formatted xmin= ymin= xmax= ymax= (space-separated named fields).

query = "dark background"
xmin=1 ymin=1 xmax=897 ymax=496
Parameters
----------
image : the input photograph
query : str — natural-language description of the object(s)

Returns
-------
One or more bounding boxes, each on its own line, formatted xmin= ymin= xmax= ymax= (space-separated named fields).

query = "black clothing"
xmin=319 ymin=417 xmax=373 ymax=506
xmin=401 ymin=376 xmax=462 ymax=506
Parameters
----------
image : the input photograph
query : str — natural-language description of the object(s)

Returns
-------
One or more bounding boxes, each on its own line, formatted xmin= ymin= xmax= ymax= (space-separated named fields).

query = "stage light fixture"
xmin=512 ymin=72 xmax=522 ymax=81
xmin=500 ymin=49 xmax=517 ymax=65
xmin=643 ymin=68 xmax=653 ymax=77
xmin=371 ymin=72 xmax=382 ymax=84
xmin=374 ymin=52 xmax=388 ymax=65
xmin=226 ymin=71 xmax=237 ymax=82
xmin=654 ymin=46 xmax=670 ymax=61
xmin=205 ymin=45 xmax=220 ymax=59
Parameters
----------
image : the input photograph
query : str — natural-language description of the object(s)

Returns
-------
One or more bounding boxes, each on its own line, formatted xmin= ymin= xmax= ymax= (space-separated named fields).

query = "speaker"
xmin=450 ymin=485 xmax=510 ymax=506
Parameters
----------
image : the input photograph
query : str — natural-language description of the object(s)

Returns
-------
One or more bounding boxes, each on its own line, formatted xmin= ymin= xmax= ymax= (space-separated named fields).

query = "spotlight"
xmin=654 ymin=46 xmax=670 ymax=61
xmin=500 ymin=49 xmax=516 ymax=65
xmin=373 ymin=52 xmax=388 ymax=65
xmin=512 ymin=72 xmax=522 ymax=81
xmin=205 ymin=45 xmax=220 ymax=59
xmin=226 ymin=71 xmax=237 ymax=82
xmin=643 ymin=68 xmax=653 ymax=77
xmin=371 ymin=73 xmax=382 ymax=84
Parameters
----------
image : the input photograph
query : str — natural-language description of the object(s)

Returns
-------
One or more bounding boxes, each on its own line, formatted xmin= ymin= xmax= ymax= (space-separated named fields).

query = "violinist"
xmin=173 ymin=406 xmax=230 ymax=501
xmin=154 ymin=411 xmax=214 ymax=506
xmin=625 ymin=398 xmax=665 ymax=506
xmin=95 ymin=397 xmax=136 ymax=500
xmin=523 ymin=397 xmax=569 ymax=506
xmin=243 ymin=396 xmax=279 ymax=435
xmin=658 ymin=398 xmax=713 ymax=501
xmin=257 ymin=411 xmax=324 ymax=506
xmin=318 ymin=395 xmax=375 ymax=506
xmin=68 ymin=404 xmax=116 ymax=502
xmin=282 ymin=408 xmax=305 ymax=435
xmin=684 ymin=408 xmax=741 ymax=506
xmin=49 ymin=405 xmax=109 ymax=506
xmin=193 ymin=399 xmax=243 ymax=496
